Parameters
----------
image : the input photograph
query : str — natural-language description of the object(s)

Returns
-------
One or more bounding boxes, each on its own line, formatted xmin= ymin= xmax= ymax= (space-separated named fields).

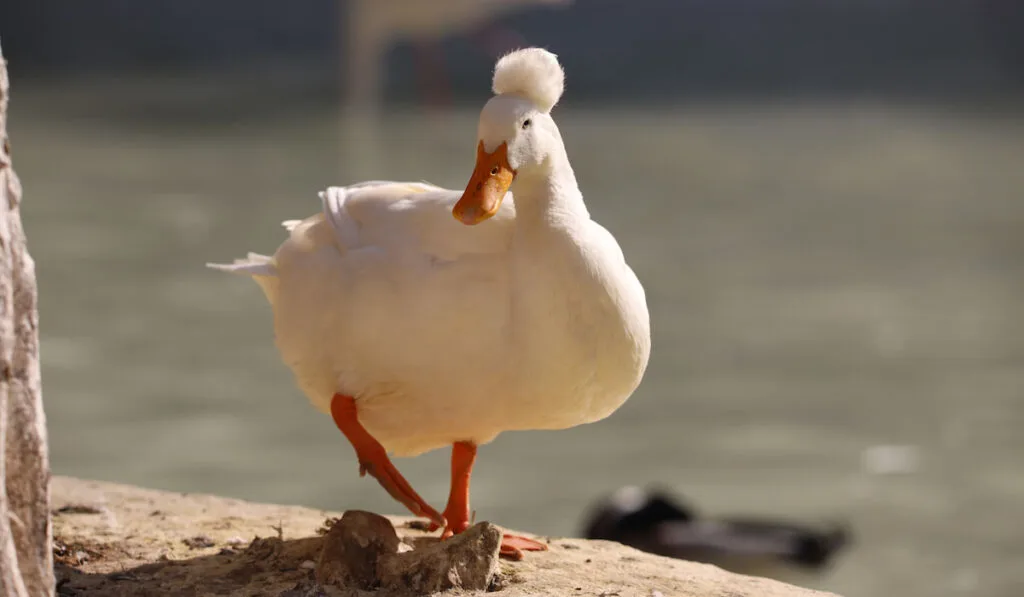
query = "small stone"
xmin=225 ymin=536 xmax=246 ymax=546
xmin=314 ymin=512 xmax=502 ymax=595
xmin=315 ymin=510 xmax=400 ymax=590
xmin=377 ymin=522 xmax=502 ymax=594
xmin=182 ymin=535 xmax=216 ymax=549
xmin=300 ymin=560 xmax=316 ymax=570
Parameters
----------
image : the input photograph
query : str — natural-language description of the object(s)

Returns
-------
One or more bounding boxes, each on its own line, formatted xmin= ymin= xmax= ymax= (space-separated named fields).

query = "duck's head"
xmin=453 ymin=47 xmax=566 ymax=225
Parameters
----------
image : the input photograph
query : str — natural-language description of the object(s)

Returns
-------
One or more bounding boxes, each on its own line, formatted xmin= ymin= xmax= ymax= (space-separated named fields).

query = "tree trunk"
xmin=0 ymin=44 xmax=54 ymax=597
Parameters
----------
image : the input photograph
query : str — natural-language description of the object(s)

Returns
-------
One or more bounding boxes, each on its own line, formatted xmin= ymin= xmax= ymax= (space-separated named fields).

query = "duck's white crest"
xmin=492 ymin=47 xmax=564 ymax=113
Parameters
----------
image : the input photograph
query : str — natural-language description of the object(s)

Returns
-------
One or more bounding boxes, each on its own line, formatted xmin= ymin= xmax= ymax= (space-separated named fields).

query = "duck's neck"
xmin=511 ymin=151 xmax=589 ymax=228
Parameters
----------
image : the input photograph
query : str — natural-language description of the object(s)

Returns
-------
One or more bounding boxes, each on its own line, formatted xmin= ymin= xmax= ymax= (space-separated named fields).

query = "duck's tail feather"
xmin=206 ymin=252 xmax=278 ymax=302
xmin=206 ymin=252 xmax=277 ymax=277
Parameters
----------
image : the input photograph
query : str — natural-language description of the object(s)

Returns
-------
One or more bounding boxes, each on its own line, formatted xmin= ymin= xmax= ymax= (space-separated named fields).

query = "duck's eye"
xmin=522 ymin=119 xmax=532 ymax=130
xmin=490 ymin=167 xmax=499 ymax=175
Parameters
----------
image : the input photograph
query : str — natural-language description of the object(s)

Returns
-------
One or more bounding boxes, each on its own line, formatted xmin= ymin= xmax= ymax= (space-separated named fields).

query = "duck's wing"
xmin=206 ymin=179 xmax=516 ymax=306
xmin=322 ymin=180 xmax=516 ymax=262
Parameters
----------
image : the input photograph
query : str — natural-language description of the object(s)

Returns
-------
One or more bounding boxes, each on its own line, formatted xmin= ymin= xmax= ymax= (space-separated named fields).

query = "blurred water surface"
xmin=9 ymin=78 xmax=1024 ymax=596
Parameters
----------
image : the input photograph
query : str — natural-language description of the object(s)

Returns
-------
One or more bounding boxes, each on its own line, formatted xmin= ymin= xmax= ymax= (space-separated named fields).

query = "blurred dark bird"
xmin=582 ymin=487 xmax=850 ymax=575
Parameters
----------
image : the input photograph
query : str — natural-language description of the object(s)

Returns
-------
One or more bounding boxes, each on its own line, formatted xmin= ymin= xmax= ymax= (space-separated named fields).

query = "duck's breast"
xmin=502 ymin=221 xmax=651 ymax=431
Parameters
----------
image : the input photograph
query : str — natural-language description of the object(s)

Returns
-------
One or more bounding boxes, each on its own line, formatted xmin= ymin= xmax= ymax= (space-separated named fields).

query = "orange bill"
xmin=453 ymin=141 xmax=515 ymax=225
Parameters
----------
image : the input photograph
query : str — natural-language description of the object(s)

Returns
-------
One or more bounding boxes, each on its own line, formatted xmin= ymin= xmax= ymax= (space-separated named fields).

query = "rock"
xmin=315 ymin=510 xmax=399 ymax=589
xmin=314 ymin=511 xmax=500 ymax=594
xmin=377 ymin=522 xmax=501 ymax=593
xmin=1 ymin=47 xmax=54 ymax=597
xmin=49 ymin=476 xmax=842 ymax=597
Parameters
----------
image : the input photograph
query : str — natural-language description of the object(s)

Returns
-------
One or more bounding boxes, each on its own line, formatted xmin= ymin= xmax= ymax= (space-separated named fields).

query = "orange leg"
xmin=330 ymin=394 xmax=445 ymax=527
xmin=435 ymin=442 xmax=549 ymax=560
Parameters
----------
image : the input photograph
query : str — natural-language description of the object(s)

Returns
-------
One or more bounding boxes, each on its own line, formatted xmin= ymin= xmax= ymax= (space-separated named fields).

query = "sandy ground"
xmin=51 ymin=476 xmax=837 ymax=596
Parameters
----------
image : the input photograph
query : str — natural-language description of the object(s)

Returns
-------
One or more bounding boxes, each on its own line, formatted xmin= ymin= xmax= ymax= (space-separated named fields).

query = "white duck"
xmin=209 ymin=48 xmax=650 ymax=559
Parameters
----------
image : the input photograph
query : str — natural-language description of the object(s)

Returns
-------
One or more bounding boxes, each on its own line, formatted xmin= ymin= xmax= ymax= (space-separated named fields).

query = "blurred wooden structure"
xmin=344 ymin=0 xmax=571 ymax=112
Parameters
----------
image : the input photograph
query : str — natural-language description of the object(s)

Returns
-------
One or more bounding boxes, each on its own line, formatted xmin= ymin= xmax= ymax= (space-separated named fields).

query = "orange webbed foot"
xmin=499 ymin=533 xmax=549 ymax=560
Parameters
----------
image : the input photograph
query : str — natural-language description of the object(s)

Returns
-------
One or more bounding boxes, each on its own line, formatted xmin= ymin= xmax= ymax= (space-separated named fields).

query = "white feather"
xmin=206 ymin=252 xmax=276 ymax=277
xmin=492 ymin=47 xmax=565 ymax=113
xmin=207 ymin=252 xmax=278 ymax=301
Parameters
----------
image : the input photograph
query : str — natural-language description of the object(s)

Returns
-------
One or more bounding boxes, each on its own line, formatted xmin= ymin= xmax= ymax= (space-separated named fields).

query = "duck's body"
xmin=210 ymin=48 xmax=650 ymax=558
xmin=233 ymin=177 xmax=648 ymax=457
